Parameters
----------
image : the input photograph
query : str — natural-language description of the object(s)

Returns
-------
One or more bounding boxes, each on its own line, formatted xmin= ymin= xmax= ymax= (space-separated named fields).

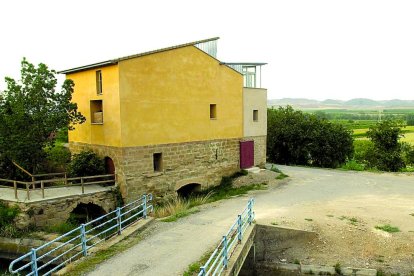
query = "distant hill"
xmin=268 ymin=98 xmax=414 ymax=109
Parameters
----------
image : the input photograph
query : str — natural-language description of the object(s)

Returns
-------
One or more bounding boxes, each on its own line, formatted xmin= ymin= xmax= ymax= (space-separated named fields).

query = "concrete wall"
xmin=243 ymin=88 xmax=267 ymax=138
xmin=118 ymin=46 xmax=243 ymax=147
xmin=70 ymin=137 xmax=241 ymax=202
xmin=67 ymin=65 xmax=122 ymax=147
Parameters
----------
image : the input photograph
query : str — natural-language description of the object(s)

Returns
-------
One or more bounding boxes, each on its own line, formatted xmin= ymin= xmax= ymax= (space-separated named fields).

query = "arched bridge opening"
xmin=69 ymin=202 xmax=107 ymax=224
xmin=176 ymin=183 xmax=202 ymax=199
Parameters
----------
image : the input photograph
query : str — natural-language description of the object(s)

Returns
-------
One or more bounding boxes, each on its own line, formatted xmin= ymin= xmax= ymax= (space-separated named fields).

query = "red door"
xmin=240 ymin=141 xmax=254 ymax=169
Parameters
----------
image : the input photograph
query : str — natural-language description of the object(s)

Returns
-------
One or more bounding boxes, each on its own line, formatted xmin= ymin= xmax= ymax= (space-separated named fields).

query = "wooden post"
xmin=26 ymin=183 xmax=30 ymax=201
xmin=14 ymin=181 xmax=17 ymax=199
xmin=32 ymin=176 xmax=35 ymax=190
xmin=64 ymin=173 xmax=68 ymax=186
xmin=41 ymin=181 xmax=44 ymax=198
xmin=81 ymin=177 xmax=84 ymax=194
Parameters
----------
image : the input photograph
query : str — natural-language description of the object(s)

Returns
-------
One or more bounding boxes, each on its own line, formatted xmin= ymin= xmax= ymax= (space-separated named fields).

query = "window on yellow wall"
xmin=96 ymin=70 xmax=102 ymax=95
xmin=90 ymin=100 xmax=103 ymax=124
xmin=210 ymin=104 xmax=217 ymax=119
xmin=253 ymin=110 xmax=259 ymax=122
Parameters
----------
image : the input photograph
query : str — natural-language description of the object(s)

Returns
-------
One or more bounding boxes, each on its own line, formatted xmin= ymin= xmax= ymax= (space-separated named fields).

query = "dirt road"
xmin=88 ymin=166 xmax=414 ymax=275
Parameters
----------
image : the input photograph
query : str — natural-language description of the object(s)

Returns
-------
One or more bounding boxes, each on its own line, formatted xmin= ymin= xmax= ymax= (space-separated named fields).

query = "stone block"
xmin=301 ymin=264 xmax=336 ymax=275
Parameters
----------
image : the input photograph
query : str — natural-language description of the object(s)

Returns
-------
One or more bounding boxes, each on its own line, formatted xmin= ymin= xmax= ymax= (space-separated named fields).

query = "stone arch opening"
xmin=176 ymin=183 xmax=202 ymax=199
xmin=69 ymin=203 xmax=106 ymax=224
xmin=104 ymin=156 xmax=115 ymax=175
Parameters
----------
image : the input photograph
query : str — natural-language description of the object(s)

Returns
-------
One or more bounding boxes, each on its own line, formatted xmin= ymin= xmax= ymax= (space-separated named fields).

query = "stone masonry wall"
xmin=3 ymin=191 xmax=117 ymax=229
xmin=70 ymin=138 xmax=239 ymax=202
xmin=70 ymin=136 xmax=267 ymax=202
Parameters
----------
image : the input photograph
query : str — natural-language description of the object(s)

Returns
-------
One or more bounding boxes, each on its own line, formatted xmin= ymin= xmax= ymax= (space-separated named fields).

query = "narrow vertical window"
xmin=96 ymin=70 xmax=102 ymax=95
xmin=210 ymin=104 xmax=217 ymax=119
xmin=153 ymin=153 xmax=163 ymax=172
xmin=253 ymin=110 xmax=259 ymax=122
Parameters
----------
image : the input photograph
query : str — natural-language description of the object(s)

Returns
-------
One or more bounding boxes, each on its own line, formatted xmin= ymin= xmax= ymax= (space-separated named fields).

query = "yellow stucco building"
xmin=60 ymin=38 xmax=267 ymax=201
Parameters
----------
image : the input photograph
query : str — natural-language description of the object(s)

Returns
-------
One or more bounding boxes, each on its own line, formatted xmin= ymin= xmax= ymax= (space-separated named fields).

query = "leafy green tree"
xmin=406 ymin=114 xmax=414 ymax=126
xmin=67 ymin=151 xmax=105 ymax=177
xmin=365 ymin=120 xmax=405 ymax=171
xmin=267 ymin=106 xmax=353 ymax=168
xmin=0 ymin=58 xmax=85 ymax=178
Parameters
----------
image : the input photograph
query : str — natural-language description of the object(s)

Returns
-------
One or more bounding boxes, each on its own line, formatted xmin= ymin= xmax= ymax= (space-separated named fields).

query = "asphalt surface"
xmin=87 ymin=166 xmax=414 ymax=276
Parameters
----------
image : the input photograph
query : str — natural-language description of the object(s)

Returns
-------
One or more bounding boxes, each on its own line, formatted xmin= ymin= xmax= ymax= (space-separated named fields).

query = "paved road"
xmin=88 ymin=166 xmax=414 ymax=276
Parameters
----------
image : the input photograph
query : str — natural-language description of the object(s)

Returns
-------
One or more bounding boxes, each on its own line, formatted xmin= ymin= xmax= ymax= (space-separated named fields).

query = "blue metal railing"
xmin=198 ymin=198 xmax=254 ymax=276
xmin=9 ymin=193 xmax=153 ymax=276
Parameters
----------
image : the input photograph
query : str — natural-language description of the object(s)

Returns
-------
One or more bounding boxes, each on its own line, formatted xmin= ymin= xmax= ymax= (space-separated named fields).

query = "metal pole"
xmin=199 ymin=266 xmax=206 ymax=276
xmin=30 ymin=248 xmax=38 ymax=276
xmin=237 ymin=215 xmax=242 ymax=242
xmin=81 ymin=224 xmax=87 ymax=256
xmin=248 ymin=200 xmax=253 ymax=225
xmin=81 ymin=177 xmax=84 ymax=194
xmin=116 ymin=207 xmax=122 ymax=234
xmin=143 ymin=194 xmax=147 ymax=219
xmin=222 ymin=236 xmax=228 ymax=268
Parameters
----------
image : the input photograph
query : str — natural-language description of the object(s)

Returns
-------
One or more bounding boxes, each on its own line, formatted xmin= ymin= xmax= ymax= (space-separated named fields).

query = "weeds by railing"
xmin=198 ymin=198 xmax=254 ymax=276
xmin=8 ymin=194 xmax=153 ymax=276
xmin=0 ymin=174 xmax=115 ymax=200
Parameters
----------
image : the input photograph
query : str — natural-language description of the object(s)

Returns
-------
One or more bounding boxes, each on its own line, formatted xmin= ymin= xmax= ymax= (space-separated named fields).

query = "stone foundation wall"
xmin=3 ymin=191 xmax=117 ymax=229
xmin=70 ymin=136 xmax=267 ymax=202
xmin=70 ymin=138 xmax=244 ymax=202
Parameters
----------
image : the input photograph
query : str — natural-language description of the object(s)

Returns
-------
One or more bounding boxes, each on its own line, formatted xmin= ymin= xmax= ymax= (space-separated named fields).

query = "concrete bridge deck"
xmin=0 ymin=185 xmax=112 ymax=203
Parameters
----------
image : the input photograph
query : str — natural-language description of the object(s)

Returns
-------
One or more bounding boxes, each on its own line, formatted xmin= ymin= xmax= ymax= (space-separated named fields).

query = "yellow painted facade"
xmin=68 ymin=65 xmax=122 ymax=147
xmin=67 ymin=45 xmax=243 ymax=147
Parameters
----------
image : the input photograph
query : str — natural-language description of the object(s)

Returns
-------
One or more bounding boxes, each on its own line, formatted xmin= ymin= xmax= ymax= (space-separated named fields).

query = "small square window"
xmin=96 ymin=70 xmax=102 ymax=95
xmin=153 ymin=153 xmax=163 ymax=172
xmin=210 ymin=104 xmax=217 ymax=119
xmin=253 ymin=110 xmax=259 ymax=122
xmin=90 ymin=100 xmax=103 ymax=124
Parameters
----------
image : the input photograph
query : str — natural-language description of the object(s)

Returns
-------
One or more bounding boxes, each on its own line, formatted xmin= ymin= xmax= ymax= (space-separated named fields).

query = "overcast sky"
xmin=1 ymin=0 xmax=414 ymax=100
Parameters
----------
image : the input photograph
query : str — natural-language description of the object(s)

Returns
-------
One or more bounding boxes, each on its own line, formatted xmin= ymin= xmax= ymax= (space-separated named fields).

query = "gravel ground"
xmin=87 ymin=166 xmax=414 ymax=276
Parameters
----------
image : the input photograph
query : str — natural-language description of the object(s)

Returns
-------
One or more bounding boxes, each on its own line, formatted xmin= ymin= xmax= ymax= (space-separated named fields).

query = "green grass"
xmin=326 ymin=214 xmax=334 ymax=218
xmin=183 ymin=250 xmax=214 ymax=276
xmin=339 ymin=216 xmax=359 ymax=225
xmin=341 ymin=160 xmax=365 ymax=171
xmin=410 ymin=213 xmax=414 ymax=217
xmin=63 ymin=231 xmax=144 ymax=276
xmin=334 ymin=262 xmax=341 ymax=274
xmin=375 ymin=224 xmax=400 ymax=233
xmin=275 ymin=173 xmax=289 ymax=179
xmin=304 ymin=218 xmax=313 ymax=222
xmin=270 ymin=222 xmax=279 ymax=225
xmin=161 ymin=208 xmax=200 ymax=222
xmin=203 ymin=182 xmax=267 ymax=203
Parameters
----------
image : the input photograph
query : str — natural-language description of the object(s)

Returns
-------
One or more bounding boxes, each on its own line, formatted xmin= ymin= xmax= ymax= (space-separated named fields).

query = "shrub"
xmin=0 ymin=202 xmax=20 ymax=228
xmin=341 ymin=160 xmax=365 ymax=171
xmin=366 ymin=120 xmax=405 ymax=171
xmin=353 ymin=140 xmax=374 ymax=163
xmin=67 ymin=151 xmax=105 ymax=177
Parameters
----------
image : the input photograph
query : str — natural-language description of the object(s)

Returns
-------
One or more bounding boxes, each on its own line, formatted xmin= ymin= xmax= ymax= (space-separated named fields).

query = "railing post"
xmin=81 ymin=177 xmax=84 ymax=194
xmin=237 ymin=214 xmax=242 ymax=242
xmin=64 ymin=173 xmax=68 ymax=186
xmin=248 ymin=199 xmax=253 ymax=225
xmin=26 ymin=183 xmax=30 ymax=201
xmin=41 ymin=181 xmax=44 ymax=199
xmin=143 ymin=194 xmax=147 ymax=219
xmin=30 ymin=248 xmax=38 ymax=276
xmin=81 ymin=224 xmax=87 ymax=256
xmin=199 ymin=266 xmax=206 ymax=276
xmin=222 ymin=235 xmax=228 ymax=268
xmin=13 ymin=181 xmax=17 ymax=199
xmin=116 ymin=207 xmax=122 ymax=235
xmin=31 ymin=176 xmax=35 ymax=190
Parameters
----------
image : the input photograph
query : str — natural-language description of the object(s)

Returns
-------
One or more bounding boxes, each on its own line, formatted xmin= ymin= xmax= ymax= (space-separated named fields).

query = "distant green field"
xmin=305 ymin=108 xmax=414 ymax=145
